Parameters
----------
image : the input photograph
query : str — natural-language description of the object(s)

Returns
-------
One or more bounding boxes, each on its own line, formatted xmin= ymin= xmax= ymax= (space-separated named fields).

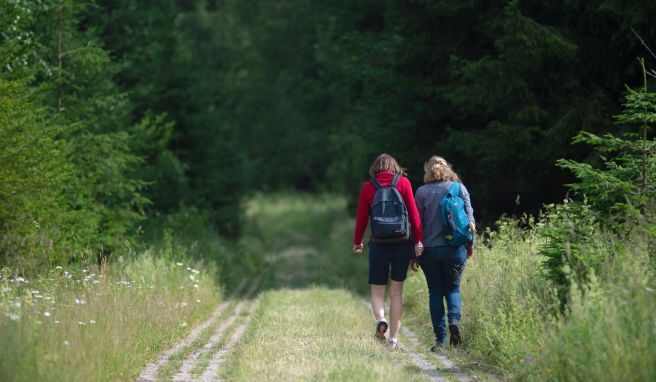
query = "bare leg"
xmin=389 ymin=280 xmax=404 ymax=339
xmin=371 ymin=284 xmax=386 ymax=321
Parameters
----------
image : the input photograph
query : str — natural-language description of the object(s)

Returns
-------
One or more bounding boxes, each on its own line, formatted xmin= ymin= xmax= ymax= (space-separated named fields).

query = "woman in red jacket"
xmin=353 ymin=153 xmax=423 ymax=348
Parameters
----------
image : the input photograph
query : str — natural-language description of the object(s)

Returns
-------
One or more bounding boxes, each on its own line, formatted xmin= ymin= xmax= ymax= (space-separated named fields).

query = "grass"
xmin=404 ymin=218 xmax=656 ymax=381
xmin=0 ymin=245 xmax=222 ymax=382
xmin=157 ymin=299 xmax=238 ymax=380
xmin=243 ymin=193 xmax=369 ymax=295
xmin=221 ymin=287 xmax=429 ymax=381
xmin=244 ymin=193 xmax=656 ymax=381
xmin=189 ymin=305 xmax=249 ymax=377
xmin=2 ymin=192 xmax=653 ymax=381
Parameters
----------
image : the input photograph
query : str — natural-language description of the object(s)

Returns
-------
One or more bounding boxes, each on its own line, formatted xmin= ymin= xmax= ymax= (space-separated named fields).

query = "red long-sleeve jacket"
xmin=353 ymin=171 xmax=422 ymax=245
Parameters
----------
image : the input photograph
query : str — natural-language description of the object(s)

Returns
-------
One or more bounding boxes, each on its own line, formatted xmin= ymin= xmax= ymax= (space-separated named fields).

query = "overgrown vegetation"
xmin=404 ymin=216 xmax=655 ymax=381
xmin=403 ymin=61 xmax=656 ymax=380
xmin=0 ymin=243 xmax=221 ymax=382
xmin=4 ymin=1 xmax=656 ymax=269
xmin=2 ymin=0 xmax=656 ymax=380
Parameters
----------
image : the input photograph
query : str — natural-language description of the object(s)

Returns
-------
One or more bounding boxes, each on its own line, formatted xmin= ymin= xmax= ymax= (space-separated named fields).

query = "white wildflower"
xmin=89 ymin=320 xmax=96 ymax=324
xmin=7 ymin=313 xmax=20 ymax=321
xmin=77 ymin=321 xmax=86 ymax=325
xmin=75 ymin=298 xmax=86 ymax=305
xmin=55 ymin=266 xmax=63 ymax=270
xmin=43 ymin=312 xmax=51 ymax=317
xmin=54 ymin=320 xmax=60 ymax=324
xmin=194 ymin=284 xmax=199 ymax=289
xmin=176 ymin=262 xmax=183 ymax=266
xmin=192 ymin=269 xmax=200 ymax=274
xmin=195 ymin=299 xmax=201 ymax=303
xmin=63 ymin=340 xmax=69 ymax=346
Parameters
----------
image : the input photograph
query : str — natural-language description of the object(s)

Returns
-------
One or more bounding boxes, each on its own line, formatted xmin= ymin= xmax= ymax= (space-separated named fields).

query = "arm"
xmin=353 ymin=182 xmax=371 ymax=245
xmin=400 ymin=177 xmax=422 ymax=244
xmin=461 ymin=184 xmax=476 ymax=227
xmin=415 ymin=187 xmax=425 ymax=225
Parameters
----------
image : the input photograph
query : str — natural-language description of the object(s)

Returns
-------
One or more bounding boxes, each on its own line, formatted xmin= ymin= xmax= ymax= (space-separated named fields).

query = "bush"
xmin=537 ymin=200 xmax=613 ymax=302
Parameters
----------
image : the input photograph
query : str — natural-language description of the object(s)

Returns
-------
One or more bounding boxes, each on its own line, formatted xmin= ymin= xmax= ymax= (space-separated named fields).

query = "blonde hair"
xmin=423 ymin=156 xmax=460 ymax=183
xmin=369 ymin=153 xmax=406 ymax=178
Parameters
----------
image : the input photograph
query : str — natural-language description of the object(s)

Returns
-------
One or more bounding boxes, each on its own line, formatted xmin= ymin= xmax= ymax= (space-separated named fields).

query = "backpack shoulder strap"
xmin=369 ymin=177 xmax=382 ymax=190
xmin=391 ymin=174 xmax=401 ymax=187
xmin=448 ymin=181 xmax=461 ymax=197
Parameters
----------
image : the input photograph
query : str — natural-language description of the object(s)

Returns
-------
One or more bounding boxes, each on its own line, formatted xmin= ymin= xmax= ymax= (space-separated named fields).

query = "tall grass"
xmin=404 ymin=218 xmax=656 ymax=381
xmin=0 ymin=228 xmax=223 ymax=381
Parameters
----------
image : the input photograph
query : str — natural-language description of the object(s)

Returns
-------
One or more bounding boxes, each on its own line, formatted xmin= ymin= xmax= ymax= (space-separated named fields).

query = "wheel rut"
xmin=361 ymin=300 xmax=473 ymax=382
xmin=137 ymin=278 xmax=259 ymax=382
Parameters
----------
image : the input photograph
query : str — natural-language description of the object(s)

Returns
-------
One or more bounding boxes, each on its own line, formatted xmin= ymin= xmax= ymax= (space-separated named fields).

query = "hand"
xmin=414 ymin=241 xmax=424 ymax=257
xmin=469 ymin=222 xmax=477 ymax=233
xmin=466 ymin=244 xmax=474 ymax=259
xmin=353 ymin=243 xmax=364 ymax=255
xmin=409 ymin=260 xmax=419 ymax=272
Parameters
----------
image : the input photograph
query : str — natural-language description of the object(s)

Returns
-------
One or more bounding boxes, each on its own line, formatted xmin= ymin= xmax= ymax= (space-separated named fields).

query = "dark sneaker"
xmin=430 ymin=340 xmax=446 ymax=352
xmin=449 ymin=325 xmax=461 ymax=347
xmin=375 ymin=319 xmax=388 ymax=343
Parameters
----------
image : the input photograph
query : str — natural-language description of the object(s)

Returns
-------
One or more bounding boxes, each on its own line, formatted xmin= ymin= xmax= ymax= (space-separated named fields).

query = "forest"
xmin=1 ymin=1 xmax=655 ymax=381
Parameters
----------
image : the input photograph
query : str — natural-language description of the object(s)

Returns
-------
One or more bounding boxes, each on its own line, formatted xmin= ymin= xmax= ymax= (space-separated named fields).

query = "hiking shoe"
xmin=375 ymin=318 xmax=388 ymax=343
xmin=430 ymin=340 xmax=446 ymax=352
xmin=386 ymin=337 xmax=398 ymax=349
xmin=449 ymin=325 xmax=461 ymax=347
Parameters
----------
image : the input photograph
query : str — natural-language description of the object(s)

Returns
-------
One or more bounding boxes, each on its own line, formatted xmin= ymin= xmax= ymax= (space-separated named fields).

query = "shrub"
xmin=537 ymin=200 xmax=612 ymax=301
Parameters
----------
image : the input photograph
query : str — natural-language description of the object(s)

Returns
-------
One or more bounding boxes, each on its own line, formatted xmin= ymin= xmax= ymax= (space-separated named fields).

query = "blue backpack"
xmin=369 ymin=174 xmax=410 ymax=243
xmin=439 ymin=182 xmax=473 ymax=247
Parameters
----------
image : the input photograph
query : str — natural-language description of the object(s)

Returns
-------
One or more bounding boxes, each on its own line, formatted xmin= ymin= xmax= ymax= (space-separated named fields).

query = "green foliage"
xmin=403 ymin=209 xmax=656 ymax=380
xmin=129 ymin=113 xmax=188 ymax=212
xmin=558 ymin=59 xmax=656 ymax=220
xmin=0 ymin=79 xmax=71 ymax=261
xmin=537 ymin=200 xmax=612 ymax=301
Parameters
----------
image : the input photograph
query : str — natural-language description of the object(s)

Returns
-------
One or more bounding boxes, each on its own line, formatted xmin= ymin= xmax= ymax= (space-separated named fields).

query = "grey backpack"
xmin=369 ymin=174 xmax=411 ymax=243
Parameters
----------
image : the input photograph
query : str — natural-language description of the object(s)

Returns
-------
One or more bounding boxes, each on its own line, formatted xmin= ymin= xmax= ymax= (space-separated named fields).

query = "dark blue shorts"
xmin=368 ymin=240 xmax=413 ymax=285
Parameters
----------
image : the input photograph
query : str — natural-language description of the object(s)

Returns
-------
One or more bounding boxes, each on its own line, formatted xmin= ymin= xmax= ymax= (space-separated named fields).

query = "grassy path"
xmin=221 ymin=287 xmax=430 ymax=381
xmin=136 ymin=194 xmax=489 ymax=381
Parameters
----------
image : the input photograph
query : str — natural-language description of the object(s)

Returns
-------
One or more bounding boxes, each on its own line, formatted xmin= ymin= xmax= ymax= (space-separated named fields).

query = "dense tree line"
xmin=2 ymin=0 xmax=655 ymax=264
xmin=218 ymin=0 xmax=656 ymax=219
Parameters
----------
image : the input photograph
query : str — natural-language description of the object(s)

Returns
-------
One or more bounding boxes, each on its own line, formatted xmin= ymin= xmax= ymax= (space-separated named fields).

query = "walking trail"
xmin=136 ymin=196 xmax=495 ymax=381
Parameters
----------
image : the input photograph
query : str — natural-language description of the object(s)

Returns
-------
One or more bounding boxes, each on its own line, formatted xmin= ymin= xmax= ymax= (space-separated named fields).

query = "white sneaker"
xmin=386 ymin=337 xmax=398 ymax=349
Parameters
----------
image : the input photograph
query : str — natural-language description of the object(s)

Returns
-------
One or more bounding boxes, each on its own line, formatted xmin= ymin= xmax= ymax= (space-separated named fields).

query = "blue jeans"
xmin=418 ymin=245 xmax=467 ymax=345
